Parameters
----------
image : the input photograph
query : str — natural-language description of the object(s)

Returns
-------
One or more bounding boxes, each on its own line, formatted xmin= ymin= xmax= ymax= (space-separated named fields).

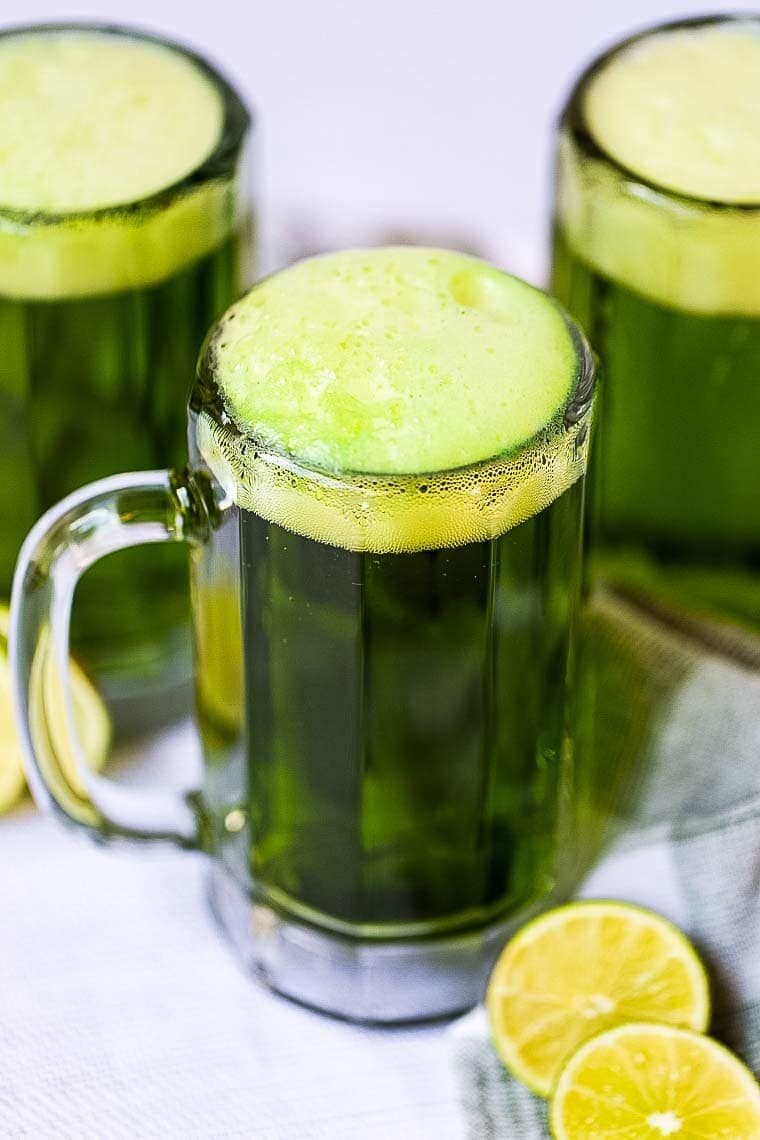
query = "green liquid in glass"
xmin=237 ymin=487 xmax=582 ymax=934
xmin=0 ymin=27 xmax=249 ymax=714
xmin=553 ymin=20 xmax=760 ymax=633
xmin=0 ymin=235 xmax=240 ymax=674
xmin=553 ymin=229 xmax=760 ymax=631
xmin=193 ymin=248 xmax=591 ymax=936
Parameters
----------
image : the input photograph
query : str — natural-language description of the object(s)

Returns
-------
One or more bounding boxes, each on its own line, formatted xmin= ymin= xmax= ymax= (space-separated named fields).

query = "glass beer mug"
xmin=10 ymin=248 xmax=595 ymax=1022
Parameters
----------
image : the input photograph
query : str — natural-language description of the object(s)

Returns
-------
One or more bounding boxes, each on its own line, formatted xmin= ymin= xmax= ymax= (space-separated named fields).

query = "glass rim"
xmin=0 ymin=21 xmax=253 ymax=227
xmin=190 ymin=299 xmax=596 ymax=489
xmin=562 ymin=12 xmax=760 ymax=213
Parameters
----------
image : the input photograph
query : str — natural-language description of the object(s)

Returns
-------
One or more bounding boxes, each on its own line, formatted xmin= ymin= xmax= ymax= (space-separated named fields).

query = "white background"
xmin=3 ymin=0 xmax=760 ymax=279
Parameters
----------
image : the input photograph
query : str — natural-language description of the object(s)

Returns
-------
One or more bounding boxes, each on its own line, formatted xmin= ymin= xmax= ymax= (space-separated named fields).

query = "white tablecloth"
xmin=6 ymin=648 xmax=745 ymax=1140
xmin=1 ymin=724 xmax=467 ymax=1140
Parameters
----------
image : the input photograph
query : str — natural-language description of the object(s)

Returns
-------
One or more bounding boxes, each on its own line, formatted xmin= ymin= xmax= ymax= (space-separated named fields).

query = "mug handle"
xmin=9 ymin=469 xmax=209 ymax=848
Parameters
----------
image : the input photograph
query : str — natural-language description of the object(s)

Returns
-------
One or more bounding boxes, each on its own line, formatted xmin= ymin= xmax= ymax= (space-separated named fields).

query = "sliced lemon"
xmin=0 ymin=604 xmax=110 ymax=813
xmin=550 ymin=1022 xmax=760 ymax=1139
xmin=486 ymin=901 xmax=710 ymax=1096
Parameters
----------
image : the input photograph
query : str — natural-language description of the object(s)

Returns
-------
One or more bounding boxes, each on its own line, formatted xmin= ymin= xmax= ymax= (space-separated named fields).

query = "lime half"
xmin=551 ymin=1022 xmax=760 ymax=1139
xmin=486 ymin=901 xmax=710 ymax=1096
xmin=0 ymin=604 xmax=110 ymax=813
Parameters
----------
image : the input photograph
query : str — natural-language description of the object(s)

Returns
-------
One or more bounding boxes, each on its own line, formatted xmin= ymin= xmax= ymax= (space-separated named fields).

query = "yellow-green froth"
xmin=558 ymin=21 xmax=760 ymax=315
xmin=212 ymin=247 xmax=579 ymax=475
xmin=198 ymin=248 xmax=592 ymax=554
xmin=0 ymin=31 xmax=223 ymax=213
xmin=0 ymin=29 xmax=240 ymax=299
xmin=585 ymin=24 xmax=760 ymax=204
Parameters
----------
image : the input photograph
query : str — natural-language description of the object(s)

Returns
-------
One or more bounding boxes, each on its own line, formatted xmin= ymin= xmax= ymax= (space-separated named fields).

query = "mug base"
xmin=206 ymin=861 xmax=554 ymax=1024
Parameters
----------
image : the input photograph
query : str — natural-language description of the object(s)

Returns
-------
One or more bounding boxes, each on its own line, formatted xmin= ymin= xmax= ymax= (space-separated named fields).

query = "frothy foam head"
xmin=558 ymin=19 xmax=760 ymax=314
xmin=585 ymin=22 xmax=760 ymax=204
xmin=0 ymin=29 xmax=223 ymax=213
xmin=0 ymin=27 xmax=246 ymax=299
xmin=209 ymin=247 xmax=579 ymax=475
xmin=196 ymin=248 xmax=593 ymax=553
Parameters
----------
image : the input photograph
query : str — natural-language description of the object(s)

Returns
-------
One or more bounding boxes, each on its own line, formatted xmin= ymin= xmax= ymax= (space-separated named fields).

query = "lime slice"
xmin=42 ymin=649 xmax=111 ymax=798
xmin=486 ymin=901 xmax=710 ymax=1096
xmin=0 ymin=649 xmax=26 ymax=812
xmin=550 ymin=1022 xmax=760 ymax=1139
xmin=0 ymin=604 xmax=110 ymax=813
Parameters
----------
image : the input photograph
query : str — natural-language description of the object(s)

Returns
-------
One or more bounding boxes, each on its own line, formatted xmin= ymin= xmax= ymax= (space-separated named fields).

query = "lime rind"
xmin=486 ymin=900 xmax=710 ymax=1097
xmin=550 ymin=1022 xmax=760 ymax=1140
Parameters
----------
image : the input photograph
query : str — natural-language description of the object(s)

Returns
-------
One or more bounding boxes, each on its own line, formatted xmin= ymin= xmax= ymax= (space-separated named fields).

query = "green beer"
xmin=0 ymin=25 xmax=250 ymax=717
xmin=192 ymin=248 xmax=594 ymax=935
xmin=553 ymin=16 xmax=760 ymax=632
